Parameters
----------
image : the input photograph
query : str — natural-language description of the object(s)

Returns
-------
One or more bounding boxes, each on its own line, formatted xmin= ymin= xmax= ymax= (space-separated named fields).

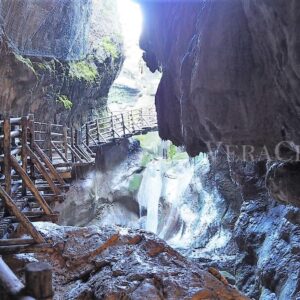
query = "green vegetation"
xmin=14 ymin=54 xmax=36 ymax=74
xmin=69 ymin=60 xmax=98 ymax=82
xmin=101 ymin=37 xmax=118 ymax=59
xmin=33 ymin=60 xmax=55 ymax=72
xmin=128 ymin=174 xmax=143 ymax=192
xmin=167 ymin=144 xmax=188 ymax=161
xmin=56 ymin=95 xmax=73 ymax=110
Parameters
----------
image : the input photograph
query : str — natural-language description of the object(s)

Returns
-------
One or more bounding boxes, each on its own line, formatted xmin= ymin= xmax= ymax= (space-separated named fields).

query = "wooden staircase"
xmin=0 ymin=115 xmax=94 ymax=254
xmin=0 ymin=106 xmax=158 ymax=294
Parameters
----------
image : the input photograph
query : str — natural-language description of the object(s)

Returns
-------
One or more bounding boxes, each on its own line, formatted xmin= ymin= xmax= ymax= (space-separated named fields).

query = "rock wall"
xmin=204 ymin=152 xmax=300 ymax=299
xmin=138 ymin=1 xmax=300 ymax=299
xmin=139 ymin=0 xmax=300 ymax=157
xmin=0 ymin=0 xmax=124 ymax=125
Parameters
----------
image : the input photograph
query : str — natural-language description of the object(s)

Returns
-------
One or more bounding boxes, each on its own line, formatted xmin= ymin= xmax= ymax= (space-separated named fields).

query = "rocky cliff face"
xmin=0 ymin=0 xmax=123 ymax=125
xmin=139 ymin=1 xmax=300 ymax=299
xmin=204 ymin=153 xmax=300 ymax=299
xmin=139 ymin=0 xmax=300 ymax=158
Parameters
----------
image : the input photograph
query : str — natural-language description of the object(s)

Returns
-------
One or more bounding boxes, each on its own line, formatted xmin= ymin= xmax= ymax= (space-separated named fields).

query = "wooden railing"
xmin=0 ymin=106 xmax=157 ymax=251
xmin=0 ymin=106 xmax=157 ymax=296
xmin=82 ymin=106 xmax=158 ymax=146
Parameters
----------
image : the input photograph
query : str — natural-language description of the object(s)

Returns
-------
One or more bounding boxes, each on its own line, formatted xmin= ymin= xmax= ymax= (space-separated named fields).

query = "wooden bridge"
xmin=0 ymin=106 xmax=157 ymax=298
xmin=0 ymin=106 xmax=157 ymax=253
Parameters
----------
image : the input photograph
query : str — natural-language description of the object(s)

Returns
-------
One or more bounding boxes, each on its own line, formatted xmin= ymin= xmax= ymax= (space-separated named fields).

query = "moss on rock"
xmin=14 ymin=54 xmax=36 ymax=74
xmin=69 ymin=59 xmax=98 ymax=82
xmin=101 ymin=37 xmax=119 ymax=59
xmin=57 ymin=95 xmax=73 ymax=110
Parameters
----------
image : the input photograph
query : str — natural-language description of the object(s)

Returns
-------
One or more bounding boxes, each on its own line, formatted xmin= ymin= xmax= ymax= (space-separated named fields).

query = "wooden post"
xmin=111 ymin=116 xmax=115 ymax=140
xmin=130 ymin=111 xmax=134 ymax=132
xmin=25 ymin=262 xmax=53 ymax=300
xmin=70 ymin=128 xmax=75 ymax=162
xmin=63 ymin=126 xmax=68 ymax=161
xmin=21 ymin=117 xmax=28 ymax=196
xmin=85 ymin=123 xmax=89 ymax=146
xmin=121 ymin=114 xmax=126 ymax=137
xmin=3 ymin=117 xmax=11 ymax=195
xmin=46 ymin=124 xmax=52 ymax=162
xmin=74 ymin=129 xmax=79 ymax=148
xmin=139 ymin=108 xmax=143 ymax=128
xmin=0 ymin=186 xmax=45 ymax=243
xmin=28 ymin=115 xmax=35 ymax=181
xmin=96 ymin=119 xmax=100 ymax=143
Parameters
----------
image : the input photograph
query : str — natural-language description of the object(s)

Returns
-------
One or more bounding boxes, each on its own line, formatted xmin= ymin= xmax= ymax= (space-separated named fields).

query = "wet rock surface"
xmin=203 ymin=152 xmax=300 ymax=299
xmin=139 ymin=0 xmax=300 ymax=157
xmin=6 ymin=222 xmax=248 ymax=300
xmin=0 ymin=0 xmax=124 ymax=125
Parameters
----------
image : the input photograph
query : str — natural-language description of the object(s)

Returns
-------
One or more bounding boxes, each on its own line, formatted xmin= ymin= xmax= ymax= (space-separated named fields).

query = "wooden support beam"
xmin=21 ymin=117 xmax=28 ymax=196
xmin=3 ymin=117 xmax=11 ymax=195
xmin=67 ymin=144 xmax=84 ymax=163
xmin=75 ymin=146 xmax=92 ymax=162
xmin=10 ymin=155 xmax=53 ymax=215
xmin=26 ymin=145 xmax=61 ymax=196
xmin=32 ymin=142 xmax=65 ymax=186
xmin=50 ymin=141 xmax=68 ymax=163
xmin=0 ymin=186 xmax=45 ymax=244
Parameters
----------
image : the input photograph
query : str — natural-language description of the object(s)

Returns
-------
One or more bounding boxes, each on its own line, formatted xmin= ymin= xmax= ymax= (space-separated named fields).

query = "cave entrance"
xmin=107 ymin=0 xmax=161 ymax=113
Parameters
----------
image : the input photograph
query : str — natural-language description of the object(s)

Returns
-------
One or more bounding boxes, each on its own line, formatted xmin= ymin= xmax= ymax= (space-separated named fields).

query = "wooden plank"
xmin=3 ymin=118 xmax=11 ymax=195
xmin=32 ymin=142 xmax=65 ymax=186
xmin=26 ymin=145 xmax=62 ymax=196
xmin=0 ymin=186 xmax=45 ymax=243
xmin=9 ymin=155 xmax=53 ymax=215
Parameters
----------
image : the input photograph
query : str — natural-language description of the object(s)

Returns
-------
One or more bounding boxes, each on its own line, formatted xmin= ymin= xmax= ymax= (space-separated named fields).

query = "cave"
xmin=0 ymin=0 xmax=300 ymax=299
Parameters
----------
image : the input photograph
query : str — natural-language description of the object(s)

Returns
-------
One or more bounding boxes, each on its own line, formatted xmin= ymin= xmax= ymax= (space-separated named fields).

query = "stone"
xmin=6 ymin=222 xmax=249 ymax=300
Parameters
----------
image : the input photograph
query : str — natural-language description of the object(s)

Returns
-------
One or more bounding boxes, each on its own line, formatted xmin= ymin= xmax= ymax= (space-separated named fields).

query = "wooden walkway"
xmin=0 ymin=106 xmax=157 ymax=254
xmin=83 ymin=106 xmax=157 ymax=147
